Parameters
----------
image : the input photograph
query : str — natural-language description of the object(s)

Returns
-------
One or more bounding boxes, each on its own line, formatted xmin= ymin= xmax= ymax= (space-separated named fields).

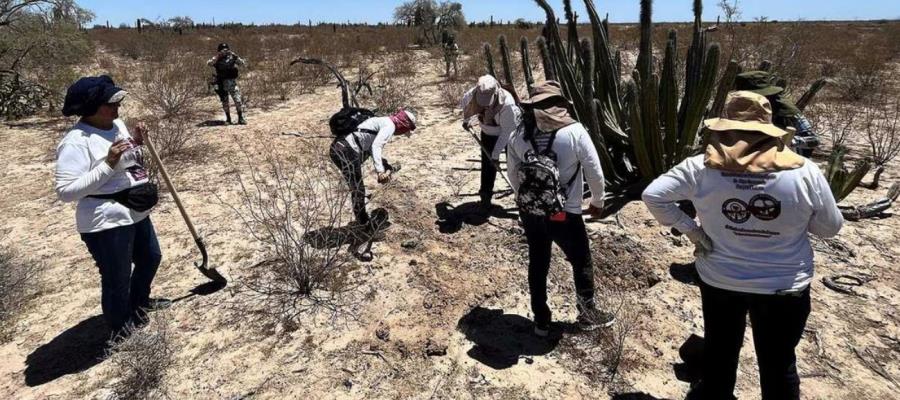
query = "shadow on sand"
xmin=435 ymin=201 xmax=518 ymax=234
xmin=24 ymin=315 xmax=110 ymax=386
xmin=457 ymin=307 xmax=565 ymax=370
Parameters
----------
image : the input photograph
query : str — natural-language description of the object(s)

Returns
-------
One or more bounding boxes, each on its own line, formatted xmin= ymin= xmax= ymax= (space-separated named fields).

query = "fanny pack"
xmin=89 ymin=183 xmax=159 ymax=212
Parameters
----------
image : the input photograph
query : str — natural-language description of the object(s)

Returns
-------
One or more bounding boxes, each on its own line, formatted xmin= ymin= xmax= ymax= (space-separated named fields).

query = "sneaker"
xmin=576 ymin=307 xmax=616 ymax=331
xmin=534 ymin=322 xmax=551 ymax=338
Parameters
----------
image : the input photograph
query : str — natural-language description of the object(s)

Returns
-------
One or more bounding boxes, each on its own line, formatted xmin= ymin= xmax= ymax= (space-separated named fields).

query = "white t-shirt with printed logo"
xmin=642 ymin=155 xmax=844 ymax=294
xmin=55 ymin=119 xmax=151 ymax=233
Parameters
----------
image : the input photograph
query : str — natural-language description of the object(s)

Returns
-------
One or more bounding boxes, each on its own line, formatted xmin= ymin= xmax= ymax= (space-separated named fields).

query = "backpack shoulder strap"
xmin=359 ymin=128 xmax=378 ymax=135
xmin=543 ymin=130 xmax=559 ymax=155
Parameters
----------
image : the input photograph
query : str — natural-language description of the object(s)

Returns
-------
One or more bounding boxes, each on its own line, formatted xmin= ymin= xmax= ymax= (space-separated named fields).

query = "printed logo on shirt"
xmin=722 ymin=199 xmax=751 ymax=223
xmin=748 ymin=194 xmax=781 ymax=221
xmin=721 ymin=194 xmax=782 ymax=223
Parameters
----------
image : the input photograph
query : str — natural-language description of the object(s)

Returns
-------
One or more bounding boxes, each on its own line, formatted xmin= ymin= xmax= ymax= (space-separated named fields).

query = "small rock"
xmin=376 ymin=324 xmax=391 ymax=341
xmin=409 ymin=259 xmax=418 ymax=266
xmin=424 ymin=338 xmax=447 ymax=357
xmin=401 ymin=239 xmax=420 ymax=249
xmin=343 ymin=379 xmax=353 ymax=389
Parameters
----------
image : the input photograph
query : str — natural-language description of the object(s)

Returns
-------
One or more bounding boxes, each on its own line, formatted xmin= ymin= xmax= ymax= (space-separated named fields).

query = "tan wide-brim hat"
xmin=704 ymin=90 xmax=789 ymax=138
xmin=520 ymin=80 xmax=571 ymax=106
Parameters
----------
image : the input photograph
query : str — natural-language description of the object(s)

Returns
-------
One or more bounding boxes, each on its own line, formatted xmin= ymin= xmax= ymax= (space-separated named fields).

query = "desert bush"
xmin=806 ymin=101 xmax=857 ymax=150
xmin=0 ymin=244 xmax=39 ymax=342
xmin=365 ymin=73 xmax=416 ymax=115
xmin=136 ymin=53 xmax=206 ymax=120
xmin=834 ymin=58 xmax=890 ymax=102
xmin=105 ymin=313 xmax=175 ymax=400
xmin=0 ymin=1 xmax=93 ymax=119
xmin=225 ymin=145 xmax=358 ymax=324
xmin=559 ymin=291 xmax=642 ymax=389
xmin=437 ymin=79 xmax=467 ymax=108
xmin=863 ymin=96 xmax=900 ymax=189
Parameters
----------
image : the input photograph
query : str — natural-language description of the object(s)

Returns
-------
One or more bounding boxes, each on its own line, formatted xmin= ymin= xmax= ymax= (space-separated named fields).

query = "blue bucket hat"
xmin=62 ymin=75 xmax=128 ymax=117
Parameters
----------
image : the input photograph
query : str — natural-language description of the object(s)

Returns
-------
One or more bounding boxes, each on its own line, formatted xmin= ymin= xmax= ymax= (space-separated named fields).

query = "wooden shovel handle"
xmin=142 ymin=130 xmax=201 ymax=241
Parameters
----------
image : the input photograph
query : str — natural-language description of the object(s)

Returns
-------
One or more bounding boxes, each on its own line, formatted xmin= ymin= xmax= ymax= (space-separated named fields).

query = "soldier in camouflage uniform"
xmin=207 ymin=43 xmax=247 ymax=125
xmin=441 ymin=30 xmax=459 ymax=77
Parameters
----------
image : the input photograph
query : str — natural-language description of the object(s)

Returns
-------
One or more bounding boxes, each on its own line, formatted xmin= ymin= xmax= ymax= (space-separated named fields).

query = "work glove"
xmin=684 ymin=227 xmax=713 ymax=258
xmin=377 ymin=171 xmax=392 ymax=184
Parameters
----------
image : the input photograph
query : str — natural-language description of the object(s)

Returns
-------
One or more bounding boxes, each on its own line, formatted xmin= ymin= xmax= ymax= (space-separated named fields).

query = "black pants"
xmin=479 ymin=132 xmax=499 ymax=204
xmin=697 ymin=279 xmax=810 ymax=400
xmin=522 ymin=213 xmax=596 ymax=326
xmin=330 ymin=139 xmax=393 ymax=225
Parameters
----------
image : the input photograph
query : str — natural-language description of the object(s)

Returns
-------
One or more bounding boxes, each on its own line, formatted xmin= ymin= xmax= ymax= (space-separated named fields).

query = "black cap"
xmin=62 ymin=75 xmax=127 ymax=117
xmin=217 ymin=43 xmax=230 ymax=51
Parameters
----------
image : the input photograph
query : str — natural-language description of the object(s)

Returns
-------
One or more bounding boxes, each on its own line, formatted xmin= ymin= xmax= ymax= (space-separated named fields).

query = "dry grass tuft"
xmin=105 ymin=312 xmax=175 ymax=400
xmin=0 ymin=244 xmax=39 ymax=342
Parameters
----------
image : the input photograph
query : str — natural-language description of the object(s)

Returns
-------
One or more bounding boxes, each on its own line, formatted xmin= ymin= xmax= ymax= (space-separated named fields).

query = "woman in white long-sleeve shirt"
xmin=460 ymin=75 xmax=522 ymax=209
xmin=329 ymin=110 xmax=416 ymax=227
xmin=642 ymin=91 xmax=843 ymax=400
xmin=506 ymin=81 xmax=612 ymax=337
xmin=55 ymin=76 xmax=166 ymax=335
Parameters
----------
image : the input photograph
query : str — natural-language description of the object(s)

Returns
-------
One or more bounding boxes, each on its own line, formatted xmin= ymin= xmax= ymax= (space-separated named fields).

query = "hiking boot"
xmin=534 ymin=322 xmax=551 ymax=338
xmin=576 ymin=305 xmax=616 ymax=331
xmin=237 ymin=117 xmax=247 ymax=125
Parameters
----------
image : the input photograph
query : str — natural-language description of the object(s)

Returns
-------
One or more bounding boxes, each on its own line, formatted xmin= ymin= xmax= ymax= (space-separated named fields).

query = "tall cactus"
xmin=504 ymin=0 xmax=724 ymax=198
xmin=498 ymin=36 xmax=515 ymax=86
xmin=520 ymin=37 xmax=535 ymax=94
xmin=535 ymin=36 xmax=557 ymax=81
xmin=484 ymin=43 xmax=497 ymax=78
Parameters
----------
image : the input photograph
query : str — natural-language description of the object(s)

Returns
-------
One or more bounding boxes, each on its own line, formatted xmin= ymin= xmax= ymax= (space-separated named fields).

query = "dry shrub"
xmin=225 ymin=144 xmax=358 ymax=324
xmin=136 ymin=53 xmax=206 ymax=120
xmin=863 ymin=95 xmax=900 ymax=188
xmin=835 ymin=58 xmax=890 ymax=102
xmin=806 ymin=101 xmax=857 ymax=150
xmin=0 ymin=244 xmax=39 ymax=342
xmin=365 ymin=73 xmax=416 ymax=115
xmin=559 ymin=291 xmax=643 ymax=389
xmin=443 ymin=168 xmax=471 ymax=199
xmin=385 ymin=51 xmax=418 ymax=78
xmin=105 ymin=313 xmax=175 ymax=400
xmin=438 ymin=79 xmax=468 ymax=108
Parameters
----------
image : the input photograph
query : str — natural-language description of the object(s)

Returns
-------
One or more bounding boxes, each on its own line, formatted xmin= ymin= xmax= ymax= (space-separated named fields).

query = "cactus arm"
xmin=520 ymin=36 xmax=535 ymax=94
xmin=710 ymin=60 xmax=740 ymax=118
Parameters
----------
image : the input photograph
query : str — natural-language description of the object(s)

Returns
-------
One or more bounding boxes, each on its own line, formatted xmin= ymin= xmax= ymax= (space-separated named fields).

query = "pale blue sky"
xmin=80 ymin=0 xmax=899 ymax=26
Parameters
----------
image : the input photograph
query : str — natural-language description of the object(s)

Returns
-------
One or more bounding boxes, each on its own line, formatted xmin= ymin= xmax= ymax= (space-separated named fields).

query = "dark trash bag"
xmin=89 ymin=183 xmax=159 ymax=212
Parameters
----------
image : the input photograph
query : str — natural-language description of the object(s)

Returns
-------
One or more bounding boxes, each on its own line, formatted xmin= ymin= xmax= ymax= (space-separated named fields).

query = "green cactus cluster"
xmin=484 ymin=0 xmax=728 ymax=199
xmin=826 ymin=147 xmax=872 ymax=202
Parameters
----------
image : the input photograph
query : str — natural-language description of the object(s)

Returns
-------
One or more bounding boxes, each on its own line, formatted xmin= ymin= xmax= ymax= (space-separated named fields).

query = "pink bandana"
xmin=390 ymin=110 xmax=415 ymax=134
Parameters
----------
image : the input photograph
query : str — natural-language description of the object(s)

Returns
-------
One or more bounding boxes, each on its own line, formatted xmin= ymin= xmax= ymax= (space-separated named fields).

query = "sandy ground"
xmin=0 ymin=50 xmax=898 ymax=399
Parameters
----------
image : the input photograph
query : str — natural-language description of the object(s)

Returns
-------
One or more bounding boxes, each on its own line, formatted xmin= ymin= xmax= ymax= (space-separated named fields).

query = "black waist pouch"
xmin=90 ymin=183 xmax=159 ymax=212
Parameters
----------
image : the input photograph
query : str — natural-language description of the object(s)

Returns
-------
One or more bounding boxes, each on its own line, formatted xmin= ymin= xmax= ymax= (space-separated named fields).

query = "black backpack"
xmin=214 ymin=54 xmax=240 ymax=80
xmin=515 ymin=130 xmax=581 ymax=217
xmin=329 ymin=107 xmax=376 ymax=137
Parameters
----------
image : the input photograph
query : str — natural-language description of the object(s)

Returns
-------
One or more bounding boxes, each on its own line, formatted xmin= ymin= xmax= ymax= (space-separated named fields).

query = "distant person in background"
xmin=735 ymin=71 xmax=820 ymax=157
xmin=643 ymin=91 xmax=843 ymax=400
xmin=460 ymin=75 xmax=522 ymax=211
xmin=441 ymin=30 xmax=460 ymax=77
xmin=208 ymin=43 xmax=247 ymax=125
xmin=56 ymin=76 xmax=169 ymax=336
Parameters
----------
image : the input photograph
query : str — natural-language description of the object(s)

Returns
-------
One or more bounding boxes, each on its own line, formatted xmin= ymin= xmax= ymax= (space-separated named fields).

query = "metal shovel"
xmin=142 ymin=130 xmax=227 ymax=284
